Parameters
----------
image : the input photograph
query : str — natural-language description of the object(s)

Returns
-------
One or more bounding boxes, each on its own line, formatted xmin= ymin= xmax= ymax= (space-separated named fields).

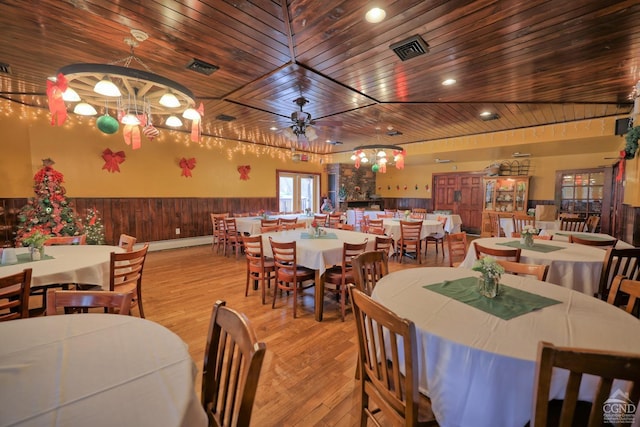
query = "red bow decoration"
xmin=354 ymin=150 xmax=363 ymax=169
xmin=238 ymin=165 xmax=251 ymax=180
xmin=616 ymin=150 xmax=626 ymax=182
xmin=46 ymin=73 xmax=68 ymax=126
xmin=180 ymin=157 xmax=196 ymax=177
xmin=102 ymin=149 xmax=126 ymax=173
xmin=190 ymin=102 xmax=205 ymax=143
xmin=393 ymin=150 xmax=406 ymax=170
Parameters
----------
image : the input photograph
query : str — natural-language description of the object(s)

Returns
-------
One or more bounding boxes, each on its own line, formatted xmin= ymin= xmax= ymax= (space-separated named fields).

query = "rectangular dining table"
xmin=260 ymin=228 xmax=378 ymax=321
xmin=382 ymin=218 xmax=444 ymax=244
xmin=371 ymin=267 xmax=640 ymax=427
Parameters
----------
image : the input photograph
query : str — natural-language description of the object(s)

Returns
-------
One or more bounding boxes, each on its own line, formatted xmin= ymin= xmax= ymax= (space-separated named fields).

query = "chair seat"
xmin=249 ymin=259 xmax=275 ymax=270
xmin=276 ymin=267 xmax=315 ymax=283
xmin=324 ymin=267 xmax=355 ymax=285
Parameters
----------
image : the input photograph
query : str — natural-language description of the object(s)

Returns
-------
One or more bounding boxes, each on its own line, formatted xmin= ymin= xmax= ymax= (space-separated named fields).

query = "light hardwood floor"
xmin=139 ymin=242 xmax=454 ymax=426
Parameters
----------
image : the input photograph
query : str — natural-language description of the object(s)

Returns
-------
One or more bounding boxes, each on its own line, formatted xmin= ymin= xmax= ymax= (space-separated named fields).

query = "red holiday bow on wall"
xmin=237 ymin=165 xmax=251 ymax=180
xmin=180 ymin=157 xmax=196 ymax=177
xmin=46 ymin=73 xmax=68 ymax=126
xmin=101 ymin=149 xmax=126 ymax=173
xmin=616 ymin=150 xmax=626 ymax=182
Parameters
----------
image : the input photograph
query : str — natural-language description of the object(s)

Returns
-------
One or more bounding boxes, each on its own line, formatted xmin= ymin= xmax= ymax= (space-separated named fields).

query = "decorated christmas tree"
xmin=83 ymin=208 xmax=106 ymax=245
xmin=15 ymin=159 xmax=83 ymax=246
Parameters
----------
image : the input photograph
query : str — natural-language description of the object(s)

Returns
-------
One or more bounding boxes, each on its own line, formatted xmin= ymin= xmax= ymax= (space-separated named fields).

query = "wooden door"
xmin=433 ymin=173 xmax=484 ymax=233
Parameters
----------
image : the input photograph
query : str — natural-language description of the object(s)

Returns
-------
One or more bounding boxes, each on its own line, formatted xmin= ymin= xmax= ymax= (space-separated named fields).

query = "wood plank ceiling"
xmin=0 ymin=0 xmax=637 ymax=165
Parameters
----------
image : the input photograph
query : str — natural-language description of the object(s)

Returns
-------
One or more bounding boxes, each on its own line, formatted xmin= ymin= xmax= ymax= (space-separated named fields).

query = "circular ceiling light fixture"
xmin=365 ymin=7 xmax=386 ymax=23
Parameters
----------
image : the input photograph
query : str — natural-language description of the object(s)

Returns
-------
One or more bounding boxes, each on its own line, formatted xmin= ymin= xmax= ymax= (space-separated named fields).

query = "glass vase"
xmin=314 ymin=227 xmax=320 ymax=238
xmin=524 ymin=234 xmax=534 ymax=247
xmin=478 ymin=274 xmax=500 ymax=298
xmin=30 ymin=246 xmax=44 ymax=261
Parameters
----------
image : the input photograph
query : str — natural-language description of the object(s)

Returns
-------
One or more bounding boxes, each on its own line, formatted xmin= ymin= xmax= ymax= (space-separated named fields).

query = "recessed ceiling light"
xmin=442 ymin=78 xmax=456 ymax=86
xmin=480 ymin=111 xmax=493 ymax=117
xmin=435 ymin=158 xmax=452 ymax=163
xmin=512 ymin=152 xmax=531 ymax=158
xmin=480 ymin=112 xmax=500 ymax=121
xmin=269 ymin=126 xmax=278 ymax=131
xmin=365 ymin=7 xmax=386 ymax=23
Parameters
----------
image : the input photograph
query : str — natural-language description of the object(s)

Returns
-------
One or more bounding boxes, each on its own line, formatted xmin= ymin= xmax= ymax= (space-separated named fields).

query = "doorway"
xmin=433 ymin=173 xmax=484 ymax=233
xmin=277 ymin=171 xmax=320 ymax=213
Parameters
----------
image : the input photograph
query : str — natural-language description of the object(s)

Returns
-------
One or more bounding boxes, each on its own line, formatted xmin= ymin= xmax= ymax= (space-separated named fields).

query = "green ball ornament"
xmin=372 ymin=163 xmax=380 ymax=173
xmin=97 ymin=114 xmax=119 ymax=134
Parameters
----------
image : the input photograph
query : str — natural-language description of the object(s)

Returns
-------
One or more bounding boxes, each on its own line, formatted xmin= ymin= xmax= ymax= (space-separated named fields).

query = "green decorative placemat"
xmin=0 ymin=253 xmax=54 ymax=267
xmin=424 ymin=277 xmax=561 ymax=320
xmin=300 ymin=232 xmax=338 ymax=239
xmin=555 ymin=232 xmax=611 ymax=241
xmin=497 ymin=240 xmax=563 ymax=253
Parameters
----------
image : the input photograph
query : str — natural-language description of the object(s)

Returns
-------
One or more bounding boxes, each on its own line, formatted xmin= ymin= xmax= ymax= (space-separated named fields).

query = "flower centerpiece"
xmin=404 ymin=209 xmax=411 ymax=220
xmin=257 ymin=209 xmax=267 ymax=219
xmin=472 ymin=256 xmax=505 ymax=298
xmin=311 ymin=219 xmax=320 ymax=237
xmin=520 ymin=225 xmax=538 ymax=247
xmin=21 ymin=229 xmax=49 ymax=261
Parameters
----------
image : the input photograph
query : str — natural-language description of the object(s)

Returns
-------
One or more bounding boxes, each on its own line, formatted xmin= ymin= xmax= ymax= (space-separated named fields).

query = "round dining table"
xmin=0 ymin=314 xmax=207 ymax=427
xmin=459 ymin=237 xmax=610 ymax=295
xmin=0 ymin=245 xmax=123 ymax=289
xmin=371 ymin=267 xmax=640 ymax=427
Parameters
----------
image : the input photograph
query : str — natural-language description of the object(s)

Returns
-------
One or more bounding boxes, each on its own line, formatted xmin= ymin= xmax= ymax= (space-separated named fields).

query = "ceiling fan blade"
xmin=313 ymin=119 xmax=342 ymax=126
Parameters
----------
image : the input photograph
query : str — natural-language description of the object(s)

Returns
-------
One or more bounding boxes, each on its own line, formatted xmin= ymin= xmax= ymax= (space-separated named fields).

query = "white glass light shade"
xmin=73 ymin=102 xmax=97 ymax=116
xmin=361 ymin=157 xmax=369 ymax=163
xmin=350 ymin=154 xmax=357 ymax=161
xmin=182 ymin=108 xmax=200 ymax=120
xmin=165 ymin=115 xmax=183 ymax=127
xmin=283 ymin=127 xmax=296 ymax=140
xmin=93 ymin=76 xmax=121 ymax=97
xmin=379 ymin=157 xmax=387 ymax=164
xmin=377 ymin=150 xmax=387 ymax=157
xmin=159 ymin=92 xmax=181 ymax=108
xmin=365 ymin=7 xmax=386 ymax=23
xmin=62 ymin=88 xmax=81 ymax=102
xmin=121 ymin=113 xmax=141 ymax=125
xmin=305 ymin=126 xmax=317 ymax=141
xmin=358 ymin=151 xmax=366 ymax=158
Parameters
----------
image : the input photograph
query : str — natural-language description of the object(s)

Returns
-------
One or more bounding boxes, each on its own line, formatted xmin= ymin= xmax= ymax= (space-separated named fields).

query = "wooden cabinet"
xmin=481 ymin=177 xmax=530 ymax=236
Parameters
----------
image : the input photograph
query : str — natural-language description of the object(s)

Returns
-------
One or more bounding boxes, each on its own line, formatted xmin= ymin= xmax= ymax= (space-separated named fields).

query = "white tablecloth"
xmin=382 ymin=219 xmax=444 ymax=243
xmin=0 ymin=314 xmax=207 ymax=427
xmin=235 ymin=215 xmax=314 ymax=235
xmin=426 ymin=214 xmax=462 ymax=233
xmin=0 ymin=245 xmax=123 ymax=289
xmin=460 ymin=237 xmax=609 ymax=295
xmin=539 ymin=230 xmax=634 ymax=248
xmin=260 ymin=228 xmax=378 ymax=321
xmin=371 ymin=267 xmax=640 ymax=427
xmin=500 ymin=218 xmax=558 ymax=237
xmin=345 ymin=210 xmax=383 ymax=225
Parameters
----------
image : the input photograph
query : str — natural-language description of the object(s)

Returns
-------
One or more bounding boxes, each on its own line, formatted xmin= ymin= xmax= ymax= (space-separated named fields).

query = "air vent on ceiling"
xmin=387 ymin=130 xmax=403 ymax=136
xmin=186 ymin=58 xmax=219 ymax=76
xmin=435 ymin=158 xmax=452 ymax=164
xmin=480 ymin=113 xmax=500 ymax=121
xmin=327 ymin=140 xmax=343 ymax=145
xmin=0 ymin=62 xmax=11 ymax=74
xmin=390 ymin=35 xmax=429 ymax=61
xmin=215 ymin=114 xmax=236 ymax=122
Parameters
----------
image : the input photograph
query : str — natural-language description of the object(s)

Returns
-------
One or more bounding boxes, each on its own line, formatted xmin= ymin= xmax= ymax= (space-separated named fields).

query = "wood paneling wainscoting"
xmin=381 ymin=198 xmax=433 ymax=211
xmin=621 ymin=204 xmax=640 ymax=247
xmin=0 ymin=197 xmax=277 ymax=246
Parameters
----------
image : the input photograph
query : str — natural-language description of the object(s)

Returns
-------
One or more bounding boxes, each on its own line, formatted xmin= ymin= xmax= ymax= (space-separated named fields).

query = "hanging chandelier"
xmin=282 ymin=97 xmax=318 ymax=142
xmin=46 ymin=29 xmax=203 ymax=149
xmin=351 ymin=144 xmax=406 ymax=173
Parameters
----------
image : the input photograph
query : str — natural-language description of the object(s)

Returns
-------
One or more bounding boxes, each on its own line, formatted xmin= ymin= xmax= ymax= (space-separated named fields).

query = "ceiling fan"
xmin=280 ymin=97 xmax=342 ymax=146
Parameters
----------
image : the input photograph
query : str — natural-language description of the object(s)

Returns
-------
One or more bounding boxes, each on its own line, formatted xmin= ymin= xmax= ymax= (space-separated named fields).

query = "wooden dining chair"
xmin=268 ymin=238 xmax=315 ymax=319
xmin=398 ymin=220 xmax=423 ymax=264
xmin=446 ymin=232 xmax=468 ymax=267
xmin=411 ymin=208 xmax=427 ymax=219
xmin=260 ymin=225 xmax=282 ymax=233
xmin=495 ymin=260 xmax=550 ymax=281
xmin=568 ymin=234 xmax=617 ymax=248
xmin=384 ymin=209 xmax=397 ymax=218
xmin=606 ymin=275 xmax=640 ymax=317
xmin=328 ymin=213 xmax=342 ymax=228
xmin=118 ymin=233 xmax=137 ymax=252
xmin=473 ymin=242 xmax=521 ymax=262
xmin=243 ymin=235 xmax=275 ymax=305
xmin=0 ymin=268 xmax=31 ymax=321
xmin=596 ymin=247 xmax=640 ymax=301
xmin=282 ymin=221 xmax=306 ymax=230
xmin=424 ymin=216 xmax=447 ymax=257
xmin=110 ymin=244 xmax=149 ymax=318
xmin=531 ymin=341 xmax=640 ymax=427
xmin=352 ymin=250 xmax=389 ymax=296
xmin=260 ymin=218 xmax=279 ymax=228
xmin=585 ymin=215 xmax=600 ymax=233
xmin=211 ymin=213 xmax=229 ymax=254
xmin=488 ymin=213 xmax=506 ymax=237
xmin=348 ymin=286 xmax=437 ymax=426
xmin=223 ymin=218 xmax=243 ymax=258
xmin=202 ymin=300 xmax=266 ymax=427
xmin=376 ymin=213 xmax=394 ymax=219
xmin=513 ymin=214 xmax=535 ymax=236
xmin=46 ymin=289 xmax=133 ymax=315
xmin=313 ymin=214 xmax=328 ymax=227
xmin=559 ymin=217 xmax=586 ymax=232
xmin=353 ymin=208 xmax=365 ymax=231
xmin=338 ymin=223 xmax=355 ymax=231
xmin=43 ymin=234 xmax=87 ymax=245
xmin=374 ymin=235 xmax=395 ymax=260
xmin=324 ymin=240 xmax=368 ymax=321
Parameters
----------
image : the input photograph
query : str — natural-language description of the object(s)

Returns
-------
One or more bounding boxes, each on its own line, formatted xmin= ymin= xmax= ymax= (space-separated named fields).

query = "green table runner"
xmin=424 ymin=276 xmax=561 ymax=320
xmin=300 ymin=232 xmax=338 ymax=239
xmin=0 ymin=253 xmax=54 ymax=267
xmin=497 ymin=240 xmax=563 ymax=253
xmin=555 ymin=232 xmax=611 ymax=241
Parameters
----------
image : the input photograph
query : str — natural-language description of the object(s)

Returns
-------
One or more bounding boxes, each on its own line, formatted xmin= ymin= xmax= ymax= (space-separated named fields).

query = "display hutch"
xmin=480 ymin=176 xmax=530 ymax=236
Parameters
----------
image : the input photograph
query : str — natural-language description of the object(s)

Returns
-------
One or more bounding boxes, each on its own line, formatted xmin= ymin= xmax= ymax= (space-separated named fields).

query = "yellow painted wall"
xmin=0 ymin=102 xmax=323 ymax=197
